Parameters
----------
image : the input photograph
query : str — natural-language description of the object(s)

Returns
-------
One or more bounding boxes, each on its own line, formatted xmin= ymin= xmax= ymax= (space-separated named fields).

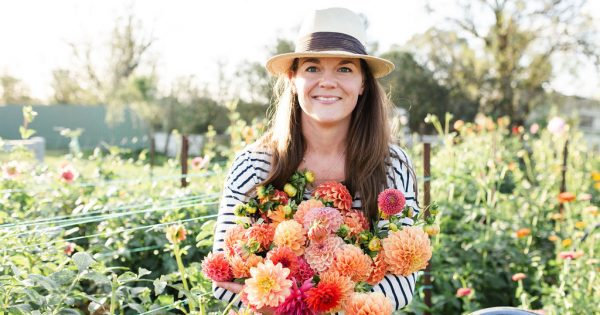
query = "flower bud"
xmin=336 ymin=224 xmax=350 ymax=238
xmin=305 ymin=170 xmax=315 ymax=183
xmin=423 ymin=224 xmax=440 ymax=236
xmin=283 ymin=183 xmax=297 ymax=197
xmin=246 ymin=206 xmax=257 ymax=214
xmin=256 ymin=185 xmax=267 ymax=199
xmin=389 ymin=223 xmax=399 ymax=231
xmin=368 ymin=237 xmax=382 ymax=252
xmin=234 ymin=204 xmax=246 ymax=216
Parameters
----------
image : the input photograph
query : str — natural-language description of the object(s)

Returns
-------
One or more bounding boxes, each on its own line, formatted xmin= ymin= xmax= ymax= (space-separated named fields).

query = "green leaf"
xmin=82 ymin=272 xmax=110 ymax=285
xmin=137 ymin=267 xmax=151 ymax=278
xmin=153 ymin=277 xmax=167 ymax=295
xmin=127 ymin=303 xmax=145 ymax=313
xmin=72 ymin=252 xmax=95 ymax=273
xmin=23 ymin=288 xmax=44 ymax=303
xmin=29 ymin=274 xmax=58 ymax=292
xmin=157 ymin=294 xmax=174 ymax=306
xmin=50 ymin=270 xmax=76 ymax=286
xmin=117 ymin=271 xmax=138 ymax=284
xmin=57 ymin=309 xmax=80 ymax=315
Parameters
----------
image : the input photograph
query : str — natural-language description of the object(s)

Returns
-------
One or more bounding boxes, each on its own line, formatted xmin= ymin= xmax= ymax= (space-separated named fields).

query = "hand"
xmin=215 ymin=281 xmax=243 ymax=294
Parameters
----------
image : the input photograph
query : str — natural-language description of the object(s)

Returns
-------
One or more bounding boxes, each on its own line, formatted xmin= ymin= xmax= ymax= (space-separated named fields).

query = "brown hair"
xmin=257 ymin=58 xmax=414 ymax=228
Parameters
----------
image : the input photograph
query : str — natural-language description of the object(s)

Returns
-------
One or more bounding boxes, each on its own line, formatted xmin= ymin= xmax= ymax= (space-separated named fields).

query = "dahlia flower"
xmin=246 ymin=223 xmax=275 ymax=251
xmin=344 ymin=292 xmax=393 ymax=315
xmin=456 ymin=287 xmax=473 ymax=297
xmin=303 ymin=207 xmax=343 ymax=235
xmin=305 ymin=281 xmax=343 ymax=313
xmin=304 ymin=236 xmax=344 ymax=273
xmin=273 ymin=220 xmax=306 ymax=256
xmin=201 ymin=252 xmax=233 ymax=282
xmin=224 ymin=225 xmax=247 ymax=258
xmin=275 ymin=279 xmax=315 ymax=315
xmin=292 ymin=256 xmax=315 ymax=283
xmin=245 ymin=260 xmax=293 ymax=309
xmin=512 ymin=273 xmax=527 ymax=282
xmin=307 ymin=223 xmax=329 ymax=243
xmin=268 ymin=205 xmax=287 ymax=226
xmin=59 ymin=164 xmax=78 ymax=183
xmin=378 ymin=188 xmax=406 ymax=216
xmin=319 ymin=270 xmax=355 ymax=305
xmin=312 ymin=181 xmax=352 ymax=211
xmin=382 ymin=226 xmax=432 ymax=276
xmin=515 ymin=228 xmax=531 ymax=238
xmin=558 ymin=192 xmax=576 ymax=203
xmin=165 ymin=224 xmax=187 ymax=245
xmin=330 ymin=244 xmax=372 ymax=282
xmin=229 ymin=254 xmax=263 ymax=279
xmin=267 ymin=247 xmax=299 ymax=276
xmin=343 ymin=210 xmax=369 ymax=237
xmin=294 ymin=199 xmax=325 ymax=224
xmin=367 ymin=251 xmax=388 ymax=285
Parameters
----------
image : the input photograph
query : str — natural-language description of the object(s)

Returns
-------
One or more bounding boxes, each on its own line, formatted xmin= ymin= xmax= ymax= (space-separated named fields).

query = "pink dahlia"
xmin=273 ymin=220 xmax=307 ymax=256
xmin=343 ymin=210 xmax=369 ymax=237
xmin=245 ymin=260 xmax=293 ymax=309
xmin=292 ymin=256 xmax=315 ymax=283
xmin=201 ymin=252 xmax=233 ymax=282
xmin=294 ymin=199 xmax=325 ymax=224
xmin=304 ymin=236 xmax=344 ymax=273
xmin=275 ymin=279 xmax=315 ymax=315
xmin=307 ymin=223 xmax=329 ymax=243
xmin=344 ymin=292 xmax=392 ymax=315
xmin=382 ymin=226 xmax=432 ymax=276
xmin=303 ymin=207 xmax=344 ymax=235
xmin=377 ymin=188 xmax=406 ymax=216
xmin=267 ymin=247 xmax=299 ymax=276
xmin=312 ymin=181 xmax=353 ymax=211
xmin=246 ymin=223 xmax=275 ymax=251
xmin=330 ymin=244 xmax=372 ymax=282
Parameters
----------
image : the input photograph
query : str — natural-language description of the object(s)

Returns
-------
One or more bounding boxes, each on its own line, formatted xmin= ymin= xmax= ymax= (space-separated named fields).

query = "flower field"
xmin=1 ymin=113 xmax=598 ymax=314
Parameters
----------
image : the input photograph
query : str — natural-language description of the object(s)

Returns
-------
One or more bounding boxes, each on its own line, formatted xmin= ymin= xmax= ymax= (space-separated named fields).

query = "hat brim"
xmin=266 ymin=51 xmax=395 ymax=78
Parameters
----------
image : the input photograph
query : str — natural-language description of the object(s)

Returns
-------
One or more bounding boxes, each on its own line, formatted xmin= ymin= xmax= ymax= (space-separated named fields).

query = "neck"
xmin=301 ymin=114 xmax=349 ymax=155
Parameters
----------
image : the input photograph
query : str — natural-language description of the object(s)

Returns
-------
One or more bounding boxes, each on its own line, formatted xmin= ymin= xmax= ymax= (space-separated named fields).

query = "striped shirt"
xmin=212 ymin=143 xmax=420 ymax=312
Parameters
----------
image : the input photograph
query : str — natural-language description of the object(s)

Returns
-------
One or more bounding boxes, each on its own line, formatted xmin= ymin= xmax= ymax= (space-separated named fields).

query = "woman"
xmin=212 ymin=7 xmax=420 ymax=313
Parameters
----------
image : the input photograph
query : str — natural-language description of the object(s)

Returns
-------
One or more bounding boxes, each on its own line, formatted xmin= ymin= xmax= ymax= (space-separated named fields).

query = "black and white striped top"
xmin=212 ymin=143 xmax=420 ymax=312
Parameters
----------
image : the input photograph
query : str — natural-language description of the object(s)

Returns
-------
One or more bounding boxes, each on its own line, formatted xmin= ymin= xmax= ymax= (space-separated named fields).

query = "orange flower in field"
xmin=516 ymin=228 xmax=531 ymax=238
xmin=312 ymin=181 xmax=353 ymax=211
xmin=550 ymin=213 xmax=564 ymax=221
xmin=382 ymin=226 xmax=432 ymax=276
xmin=330 ymin=244 xmax=372 ymax=282
xmin=558 ymin=192 xmax=576 ymax=203
xmin=319 ymin=270 xmax=355 ymax=305
xmin=367 ymin=251 xmax=388 ymax=285
xmin=575 ymin=221 xmax=587 ymax=230
xmin=512 ymin=273 xmax=527 ymax=281
xmin=229 ymin=254 xmax=263 ymax=278
xmin=245 ymin=223 xmax=275 ymax=251
xmin=294 ymin=199 xmax=325 ymax=224
xmin=548 ymin=235 xmax=559 ymax=242
xmin=344 ymin=292 xmax=393 ymax=315
xmin=562 ymin=239 xmax=572 ymax=247
xmin=273 ymin=220 xmax=306 ymax=256
xmin=456 ymin=287 xmax=473 ymax=297
xmin=592 ymin=171 xmax=600 ymax=181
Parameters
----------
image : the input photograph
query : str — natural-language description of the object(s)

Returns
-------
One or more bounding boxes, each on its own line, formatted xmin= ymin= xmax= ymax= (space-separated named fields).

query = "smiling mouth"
xmin=312 ymin=96 xmax=341 ymax=102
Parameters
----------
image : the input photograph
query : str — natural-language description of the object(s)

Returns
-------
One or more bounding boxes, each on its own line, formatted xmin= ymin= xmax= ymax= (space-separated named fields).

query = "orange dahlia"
xmin=312 ymin=181 xmax=353 ymax=211
xmin=268 ymin=205 xmax=287 ymax=226
xmin=343 ymin=210 xmax=369 ymax=237
xmin=230 ymin=254 xmax=264 ymax=278
xmin=246 ymin=223 xmax=275 ymax=251
xmin=245 ymin=260 xmax=293 ymax=309
xmin=201 ymin=252 xmax=233 ymax=282
xmin=304 ymin=236 xmax=344 ymax=273
xmin=319 ymin=270 xmax=355 ymax=305
xmin=273 ymin=220 xmax=306 ymax=256
xmin=367 ymin=251 xmax=388 ymax=285
xmin=267 ymin=246 xmax=299 ymax=276
xmin=330 ymin=244 xmax=372 ymax=282
xmin=377 ymin=188 xmax=406 ymax=216
xmin=295 ymin=199 xmax=325 ymax=224
xmin=344 ymin=292 xmax=393 ymax=315
xmin=224 ymin=225 xmax=247 ymax=258
xmin=382 ymin=226 xmax=432 ymax=276
xmin=305 ymin=281 xmax=343 ymax=313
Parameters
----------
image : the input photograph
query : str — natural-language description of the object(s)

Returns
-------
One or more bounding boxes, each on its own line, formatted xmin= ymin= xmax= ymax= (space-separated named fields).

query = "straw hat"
xmin=265 ymin=7 xmax=395 ymax=78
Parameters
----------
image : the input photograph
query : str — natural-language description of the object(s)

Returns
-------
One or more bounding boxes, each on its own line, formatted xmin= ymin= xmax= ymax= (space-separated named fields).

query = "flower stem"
xmin=174 ymin=245 xmax=197 ymax=312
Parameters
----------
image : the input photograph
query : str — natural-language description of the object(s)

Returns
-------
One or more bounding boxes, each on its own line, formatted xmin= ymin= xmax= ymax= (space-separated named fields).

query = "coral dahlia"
xmin=304 ymin=236 xmax=344 ymax=273
xmin=273 ymin=220 xmax=306 ymax=256
xmin=267 ymin=247 xmax=299 ymax=276
xmin=224 ymin=225 xmax=247 ymax=258
xmin=378 ymin=188 xmax=406 ymax=216
xmin=312 ymin=181 xmax=353 ymax=211
xmin=246 ymin=223 xmax=275 ymax=251
xmin=343 ymin=210 xmax=369 ymax=237
xmin=305 ymin=281 xmax=343 ymax=313
xmin=229 ymin=254 xmax=263 ymax=279
xmin=294 ymin=199 xmax=325 ymax=224
xmin=382 ymin=226 xmax=432 ymax=276
xmin=344 ymin=292 xmax=393 ymax=315
xmin=367 ymin=251 xmax=388 ymax=285
xmin=319 ymin=270 xmax=355 ymax=305
xmin=201 ymin=252 xmax=233 ymax=282
xmin=330 ymin=244 xmax=372 ymax=282
xmin=245 ymin=260 xmax=293 ymax=309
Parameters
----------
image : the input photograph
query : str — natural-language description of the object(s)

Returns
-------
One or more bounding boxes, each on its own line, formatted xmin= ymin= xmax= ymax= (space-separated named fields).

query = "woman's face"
xmin=293 ymin=57 xmax=364 ymax=126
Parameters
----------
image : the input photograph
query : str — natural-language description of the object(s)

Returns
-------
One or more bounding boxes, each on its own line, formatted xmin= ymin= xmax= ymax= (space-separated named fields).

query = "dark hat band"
xmin=296 ymin=32 xmax=367 ymax=55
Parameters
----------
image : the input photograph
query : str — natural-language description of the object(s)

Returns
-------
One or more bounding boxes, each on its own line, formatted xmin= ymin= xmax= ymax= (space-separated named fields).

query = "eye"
xmin=338 ymin=66 xmax=353 ymax=73
xmin=305 ymin=66 xmax=318 ymax=73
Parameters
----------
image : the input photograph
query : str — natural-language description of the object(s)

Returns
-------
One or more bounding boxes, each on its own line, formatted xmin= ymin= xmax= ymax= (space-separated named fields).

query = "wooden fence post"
xmin=181 ymin=134 xmax=189 ymax=188
xmin=423 ymin=142 xmax=432 ymax=315
xmin=559 ymin=140 xmax=569 ymax=213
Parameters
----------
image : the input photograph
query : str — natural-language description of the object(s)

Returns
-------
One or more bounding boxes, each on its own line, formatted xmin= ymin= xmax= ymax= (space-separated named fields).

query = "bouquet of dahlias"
xmin=202 ymin=170 xmax=438 ymax=315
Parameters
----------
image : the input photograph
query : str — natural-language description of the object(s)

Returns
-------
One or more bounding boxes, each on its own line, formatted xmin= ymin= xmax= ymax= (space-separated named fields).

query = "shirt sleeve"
xmin=211 ymin=149 xmax=256 ymax=306
xmin=370 ymin=145 xmax=420 ymax=310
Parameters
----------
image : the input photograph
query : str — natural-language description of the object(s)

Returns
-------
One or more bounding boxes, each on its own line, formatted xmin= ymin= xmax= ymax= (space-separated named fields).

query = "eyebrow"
xmin=300 ymin=58 xmax=359 ymax=66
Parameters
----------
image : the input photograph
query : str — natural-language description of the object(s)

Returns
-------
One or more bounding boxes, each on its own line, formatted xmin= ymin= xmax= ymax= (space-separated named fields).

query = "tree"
xmin=419 ymin=0 xmax=599 ymax=124
xmin=0 ymin=74 xmax=36 ymax=105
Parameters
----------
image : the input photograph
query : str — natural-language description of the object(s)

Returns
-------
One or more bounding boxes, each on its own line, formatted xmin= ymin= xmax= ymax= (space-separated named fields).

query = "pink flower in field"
xmin=59 ymin=164 xmax=78 ymax=183
xmin=275 ymin=279 xmax=315 ymax=315
xmin=547 ymin=117 xmax=566 ymax=135
xmin=245 ymin=260 xmax=293 ymax=309
xmin=378 ymin=188 xmax=406 ymax=216
xmin=64 ymin=242 xmax=76 ymax=255
xmin=2 ymin=161 xmax=21 ymax=179
xmin=201 ymin=252 xmax=233 ymax=282
xmin=558 ymin=251 xmax=584 ymax=260
xmin=512 ymin=273 xmax=527 ymax=281
xmin=529 ymin=123 xmax=540 ymax=134
xmin=191 ymin=155 xmax=210 ymax=170
xmin=456 ymin=287 xmax=473 ymax=297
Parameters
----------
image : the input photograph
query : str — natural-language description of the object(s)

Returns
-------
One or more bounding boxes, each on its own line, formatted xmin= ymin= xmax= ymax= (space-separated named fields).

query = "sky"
xmin=1 ymin=0 xmax=599 ymax=101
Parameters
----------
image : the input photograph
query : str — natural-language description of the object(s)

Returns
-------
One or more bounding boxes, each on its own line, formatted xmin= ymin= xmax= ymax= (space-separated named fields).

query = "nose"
xmin=318 ymin=70 xmax=337 ymax=89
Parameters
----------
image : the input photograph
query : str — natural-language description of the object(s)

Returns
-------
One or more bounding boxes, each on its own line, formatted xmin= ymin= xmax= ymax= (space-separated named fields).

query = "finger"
xmin=214 ymin=281 xmax=243 ymax=294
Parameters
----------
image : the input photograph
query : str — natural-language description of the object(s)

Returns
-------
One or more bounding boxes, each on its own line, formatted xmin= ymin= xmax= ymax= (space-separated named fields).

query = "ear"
xmin=359 ymin=82 xmax=365 ymax=96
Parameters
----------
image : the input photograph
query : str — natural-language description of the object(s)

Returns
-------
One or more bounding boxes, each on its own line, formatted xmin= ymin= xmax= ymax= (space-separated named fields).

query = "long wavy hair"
xmin=256 ymin=58 xmax=415 ymax=227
